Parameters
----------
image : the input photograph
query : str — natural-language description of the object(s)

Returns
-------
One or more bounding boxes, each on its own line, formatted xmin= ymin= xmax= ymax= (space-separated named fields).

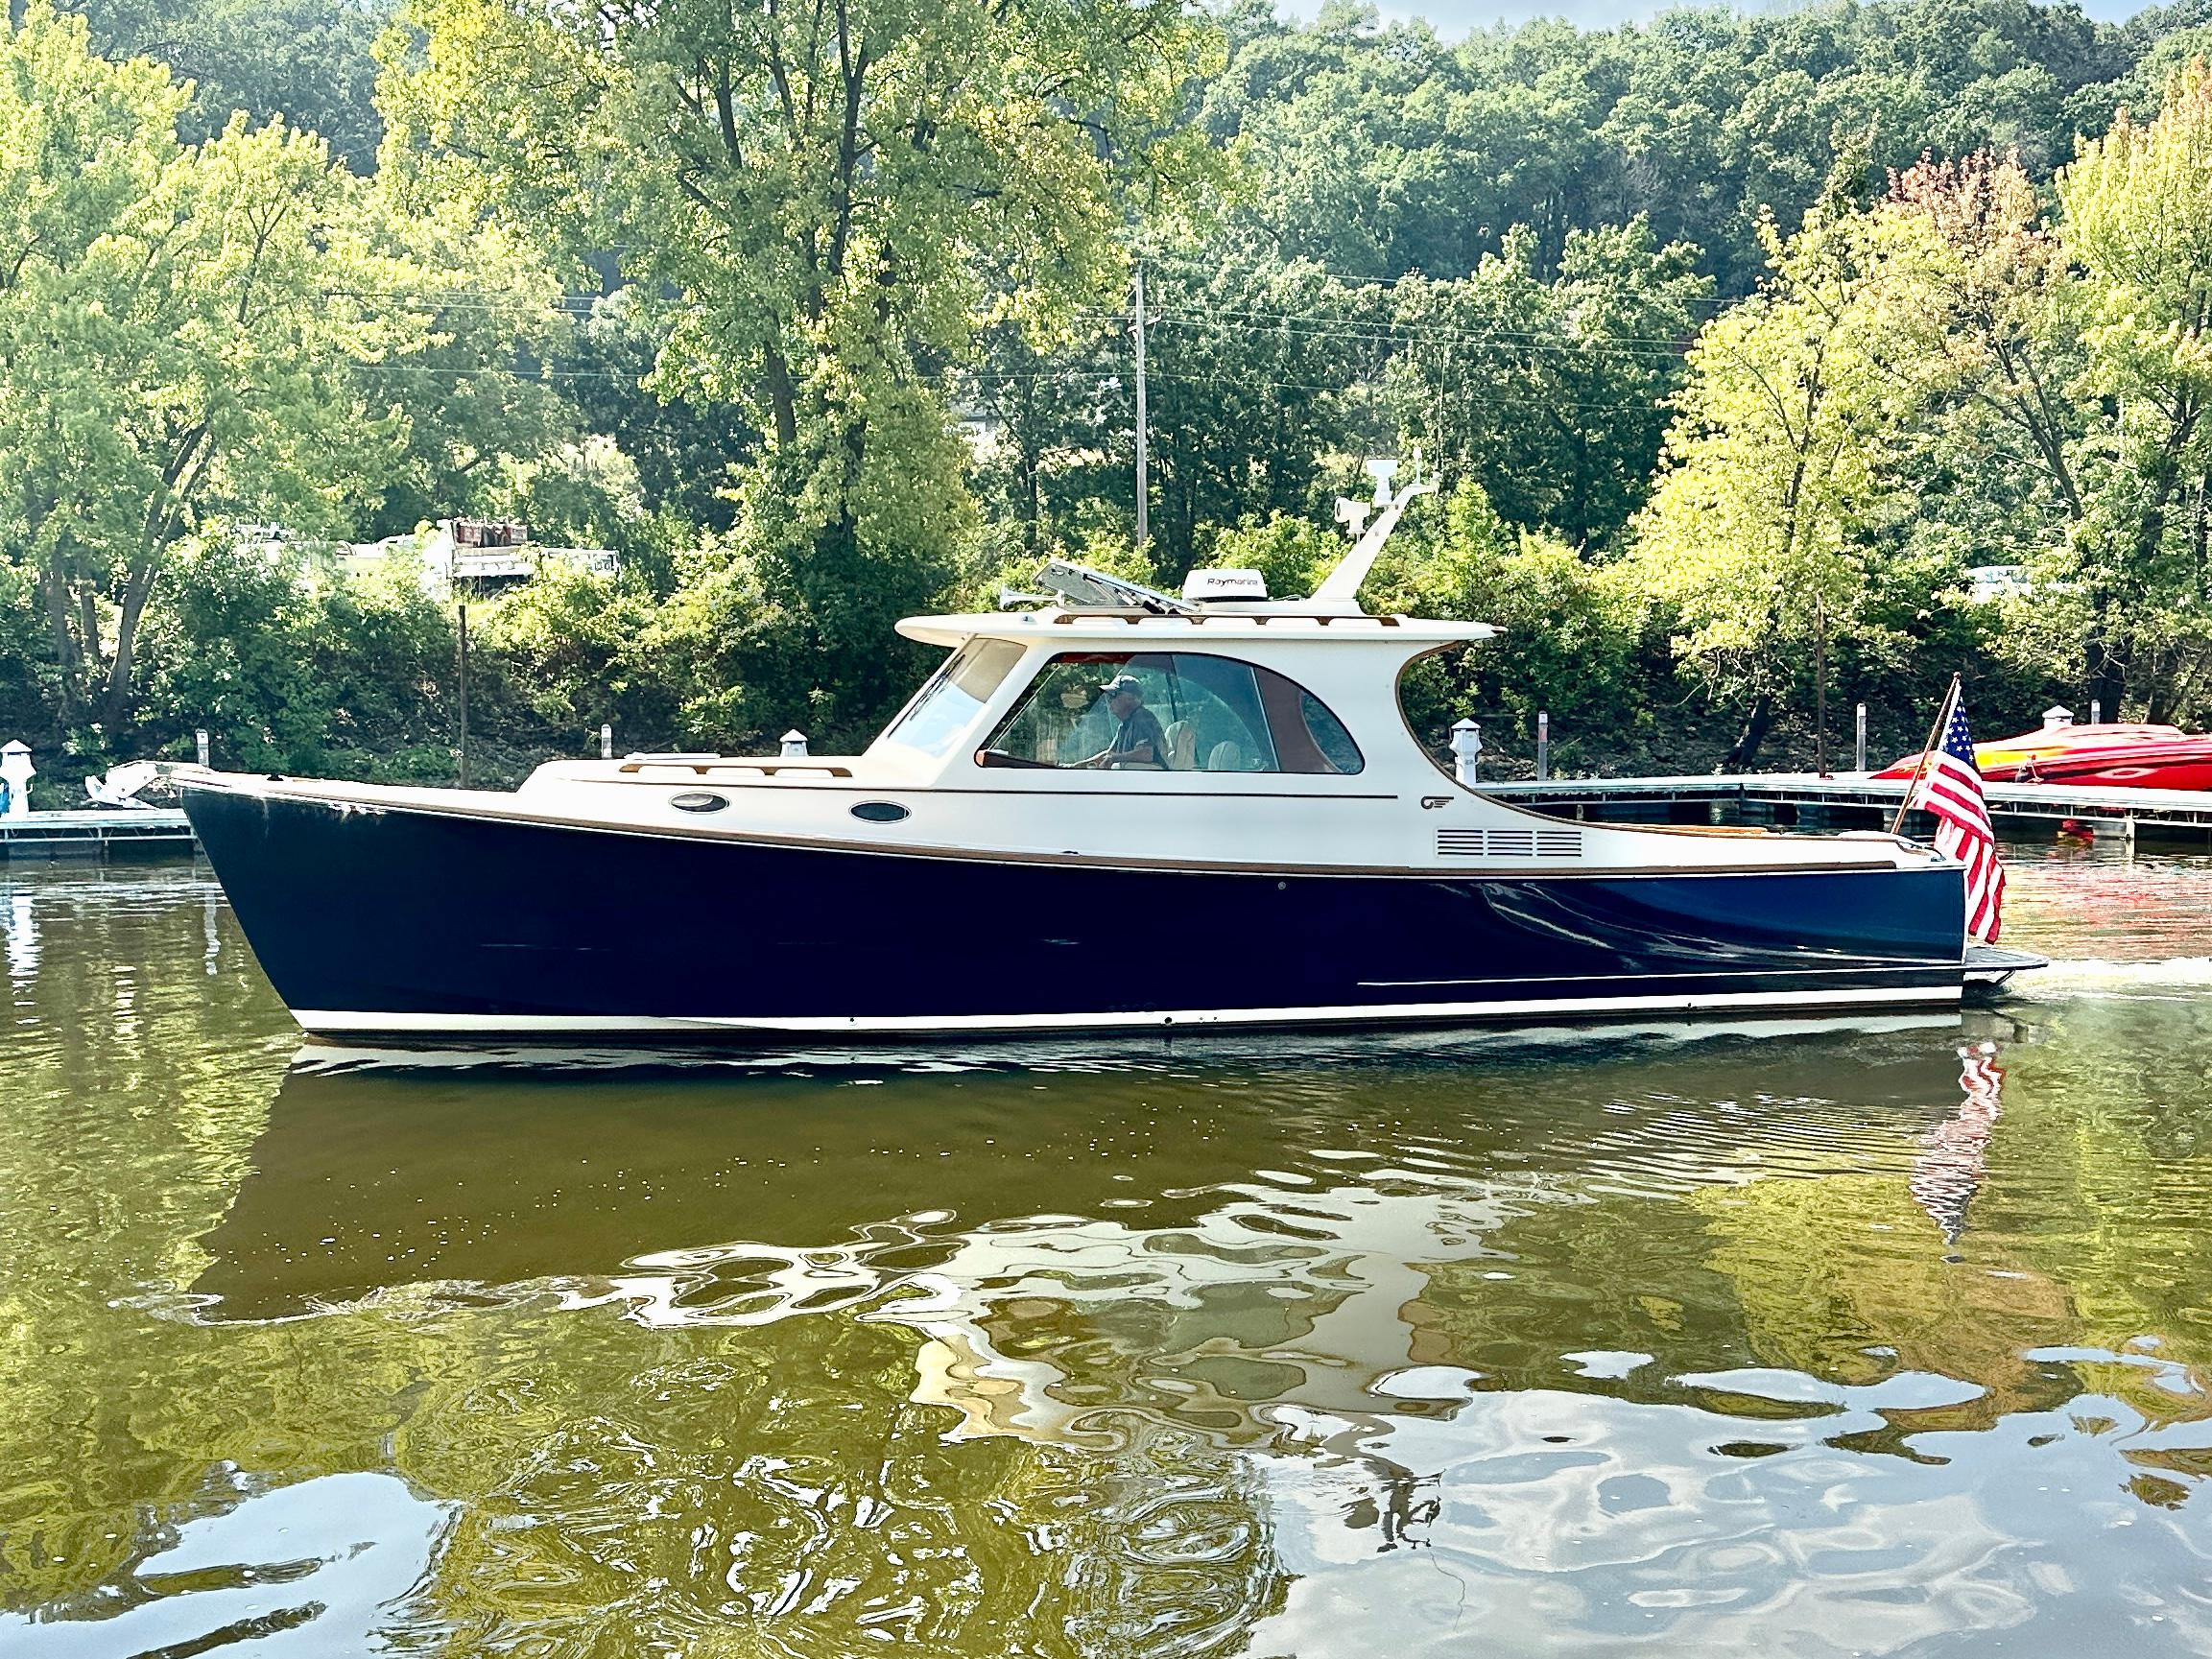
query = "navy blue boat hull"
xmin=182 ymin=785 xmax=1967 ymax=1037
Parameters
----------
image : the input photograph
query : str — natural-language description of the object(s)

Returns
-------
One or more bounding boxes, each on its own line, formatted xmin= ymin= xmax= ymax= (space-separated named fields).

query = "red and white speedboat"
xmin=1874 ymin=711 xmax=2212 ymax=791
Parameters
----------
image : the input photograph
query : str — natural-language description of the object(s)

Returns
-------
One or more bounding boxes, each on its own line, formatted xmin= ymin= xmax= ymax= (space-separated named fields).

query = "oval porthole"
xmin=850 ymin=801 xmax=911 ymax=824
xmin=670 ymin=792 xmax=727 ymax=813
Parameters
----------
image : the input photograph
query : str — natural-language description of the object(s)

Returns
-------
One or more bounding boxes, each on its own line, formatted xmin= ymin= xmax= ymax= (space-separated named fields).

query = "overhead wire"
xmin=1058 ymin=303 xmax=1700 ymax=362
xmin=340 ymin=356 xmax=1669 ymax=422
xmin=324 ymin=285 xmax=1707 ymax=359
xmin=321 ymin=282 xmax=1702 ymax=420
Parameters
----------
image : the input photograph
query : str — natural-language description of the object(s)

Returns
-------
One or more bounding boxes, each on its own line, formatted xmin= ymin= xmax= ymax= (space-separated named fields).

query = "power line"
xmin=314 ymin=283 xmax=1712 ymax=419
xmin=340 ymin=352 xmax=1675 ymax=422
xmin=322 ymin=285 xmax=1708 ymax=361
xmin=1092 ymin=303 xmax=1700 ymax=358
xmin=1058 ymin=303 xmax=1700 ymax=363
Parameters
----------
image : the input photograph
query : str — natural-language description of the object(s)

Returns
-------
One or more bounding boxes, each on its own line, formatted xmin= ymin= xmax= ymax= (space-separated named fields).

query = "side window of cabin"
xmin=876 ymin=638 xmax=1026 ymax=758
xmin=979 ymin=652 xmax=1364 ymax=775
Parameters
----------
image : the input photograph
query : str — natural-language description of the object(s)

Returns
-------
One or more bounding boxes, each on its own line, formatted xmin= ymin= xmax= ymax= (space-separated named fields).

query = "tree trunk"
xmin=1019 ymin=438 xmax=1038 ymax=553
xmin=763 ymin=347 xmax=798 ymax=447
xmin=2193 ymin=476 xmax=2208 ymax=601
xmin=1721 ymin=695 xmax=1772 ymax=772
xmin=98 ymin=568 xmax=158 ymax=732
xmin=38 ymin=560 xmax=83 ymax=723
xmin=2086 ymin=628 xmax=2129 ymax=722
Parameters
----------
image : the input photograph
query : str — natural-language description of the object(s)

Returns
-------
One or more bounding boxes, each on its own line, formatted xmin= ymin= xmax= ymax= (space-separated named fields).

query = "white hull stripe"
xmin=292 ymin=984 xmax=1962 ymax=1037
xmin=1358 ymin=963 xmax=1957 ymax=986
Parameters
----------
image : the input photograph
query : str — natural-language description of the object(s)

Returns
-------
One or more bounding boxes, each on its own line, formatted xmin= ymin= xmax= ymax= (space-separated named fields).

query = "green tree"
xmin=960 ymin=249 xmax=1378 ymax=581
xmin=959 ymin=315 xmax=1131 ymax=565
xmin=0 ymin=4 xmax=408 ymax=739
xmin=1198 ymin=0 xmax=2132 ymax=302
xmin=1138 ymin=251 xmax=1382 ymax=575
xmin=344 ymin=165 xmax=585 ymax=545
xmin=1889 ymin=150 xmax=2085 ymax=529
xmin=1628 ymin=183 xmax=1944 ymax=765
xmin=1369 ymin=481 xmax=1645 ymax=766
xmin=474 ymin=563 xmax=681 ymax=747
xmin=384 ymin=0 xmax=1225 ymax=745
xmin=1390 ymin=218 xmax=1712 ymax=551
xmin=549 ymin=294 xmax=758 ymax=548
xmin=2055 ymin=59 xmax=2212 ymax=720
xmin=1865 ymin=151 xmax=2085 ymax=722
xmin=65 ymin=0 xmax=391 ymax=173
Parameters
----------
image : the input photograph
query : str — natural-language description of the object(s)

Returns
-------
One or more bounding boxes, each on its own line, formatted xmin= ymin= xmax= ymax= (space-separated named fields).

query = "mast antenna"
xmin=1312 ymin=451 xmax=1437 ymax=610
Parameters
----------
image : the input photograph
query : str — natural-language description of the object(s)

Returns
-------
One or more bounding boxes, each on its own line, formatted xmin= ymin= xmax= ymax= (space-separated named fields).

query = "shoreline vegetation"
xmin=6 ymin=0 xmax=2212 ymax=797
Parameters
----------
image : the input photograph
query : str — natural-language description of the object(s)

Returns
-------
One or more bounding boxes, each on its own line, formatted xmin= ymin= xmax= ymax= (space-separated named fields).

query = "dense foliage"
xmin=9 ymin=0 xmax=2212 ymax=794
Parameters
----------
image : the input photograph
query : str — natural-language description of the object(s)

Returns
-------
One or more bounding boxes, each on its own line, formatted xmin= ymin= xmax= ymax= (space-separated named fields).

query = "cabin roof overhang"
xmin=895 ymin=610 xmax=1498 ymax=650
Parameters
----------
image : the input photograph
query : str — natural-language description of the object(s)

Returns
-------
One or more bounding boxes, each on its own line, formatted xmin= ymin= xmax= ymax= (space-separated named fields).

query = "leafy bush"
xmin=130 ymin=534 xmax=459 ymax=773
xmin=1367 ymin=483 xmax=1650 ymax=763
xmin=474 ymin=564 xmax=680 ymax=747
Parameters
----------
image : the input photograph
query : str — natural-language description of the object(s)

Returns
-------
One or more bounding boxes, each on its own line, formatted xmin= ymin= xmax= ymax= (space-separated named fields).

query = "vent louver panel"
xmin=1437 ymin=826 xmax=1584 ymax=861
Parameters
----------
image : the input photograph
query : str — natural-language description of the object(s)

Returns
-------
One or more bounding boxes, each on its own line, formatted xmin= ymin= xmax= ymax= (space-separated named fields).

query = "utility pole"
xmin=1132 ymin=266 xmax=1149 ymax=557
xmin=1814 ymin=596 xmax=1829 ymax=778
xmin=456 ymin=602 xmax=471 ymax=791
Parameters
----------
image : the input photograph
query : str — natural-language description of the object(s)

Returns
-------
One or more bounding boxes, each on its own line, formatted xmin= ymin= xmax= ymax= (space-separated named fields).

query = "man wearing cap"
xmin=1081 ymin=674 xmax=1170 ymax=769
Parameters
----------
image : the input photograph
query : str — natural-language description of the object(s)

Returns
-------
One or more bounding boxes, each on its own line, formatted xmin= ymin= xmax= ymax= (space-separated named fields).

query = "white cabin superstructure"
xmin=495 ymin=604 xmax=1929 ymax=877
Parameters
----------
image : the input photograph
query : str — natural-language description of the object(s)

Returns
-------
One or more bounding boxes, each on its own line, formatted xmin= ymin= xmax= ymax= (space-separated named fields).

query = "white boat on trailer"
xmin=179 ymin=461 xmax=2040 ymax=1041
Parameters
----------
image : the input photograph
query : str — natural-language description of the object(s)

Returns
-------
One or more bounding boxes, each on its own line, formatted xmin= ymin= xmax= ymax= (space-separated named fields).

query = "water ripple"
xmin=8 ymin=851 xmax=2212 ymax=1653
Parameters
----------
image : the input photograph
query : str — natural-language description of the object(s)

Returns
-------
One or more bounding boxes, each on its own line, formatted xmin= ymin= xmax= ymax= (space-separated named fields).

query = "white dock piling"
xmin=1 ymin=741 xmax=33 ymax=818
xmin=1449 ymin=719 xmax=1482 ymax=786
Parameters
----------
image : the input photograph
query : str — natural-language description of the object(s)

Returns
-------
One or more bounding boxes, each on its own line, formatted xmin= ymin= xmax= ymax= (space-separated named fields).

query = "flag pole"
xmin=1889 ymin=673 xmax=1961 ymax=836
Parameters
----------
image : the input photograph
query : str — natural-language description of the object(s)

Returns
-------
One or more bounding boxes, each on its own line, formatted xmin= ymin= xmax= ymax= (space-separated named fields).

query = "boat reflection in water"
xmin=28 ymin=865 xmax=2212 ymax=1657
xmin=121 ymin=1005 xmax=2212 ymax=1653
xmin=201 ymin=1015 xmax=2016 ymax=1451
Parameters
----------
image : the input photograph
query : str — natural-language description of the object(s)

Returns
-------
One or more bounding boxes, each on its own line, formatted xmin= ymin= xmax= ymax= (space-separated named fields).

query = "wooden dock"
xmin=1485 ymin=771 xmax=2212 ymax=840
xmin=0 ymin=809 xmax=197 ymax=860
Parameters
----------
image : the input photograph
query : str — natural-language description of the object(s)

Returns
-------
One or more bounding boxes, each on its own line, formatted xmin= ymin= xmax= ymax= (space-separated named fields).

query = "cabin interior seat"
xmin=1163 ymin=721 xmax=1198 ymax=771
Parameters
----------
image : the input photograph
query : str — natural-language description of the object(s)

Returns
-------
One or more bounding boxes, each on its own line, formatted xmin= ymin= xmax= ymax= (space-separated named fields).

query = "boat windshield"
xmin=979 ymin=652 xmax=1363 ymax=773
xmin=875 ymin=638 xmax=1027 ymax=758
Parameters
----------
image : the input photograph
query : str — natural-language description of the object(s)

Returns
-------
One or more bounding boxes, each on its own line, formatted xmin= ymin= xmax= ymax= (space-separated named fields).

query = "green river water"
xmin=3 ymin=847 xmax=2212 ymax=1655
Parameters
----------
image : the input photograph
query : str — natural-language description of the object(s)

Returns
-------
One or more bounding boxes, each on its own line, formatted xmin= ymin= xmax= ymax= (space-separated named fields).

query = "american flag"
xmin=1909 ymin=686 xmax=2006 ymax=942
xmin=1910 ymin=1042 xmax=2006 ymax=1244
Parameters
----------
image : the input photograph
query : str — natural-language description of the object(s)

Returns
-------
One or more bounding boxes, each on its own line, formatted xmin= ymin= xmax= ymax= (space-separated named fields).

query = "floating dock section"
xmin=1486 ymin=772 xmax=2212 ymax=841
xmin=0 ymin=809 xmax=197 ymax=860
